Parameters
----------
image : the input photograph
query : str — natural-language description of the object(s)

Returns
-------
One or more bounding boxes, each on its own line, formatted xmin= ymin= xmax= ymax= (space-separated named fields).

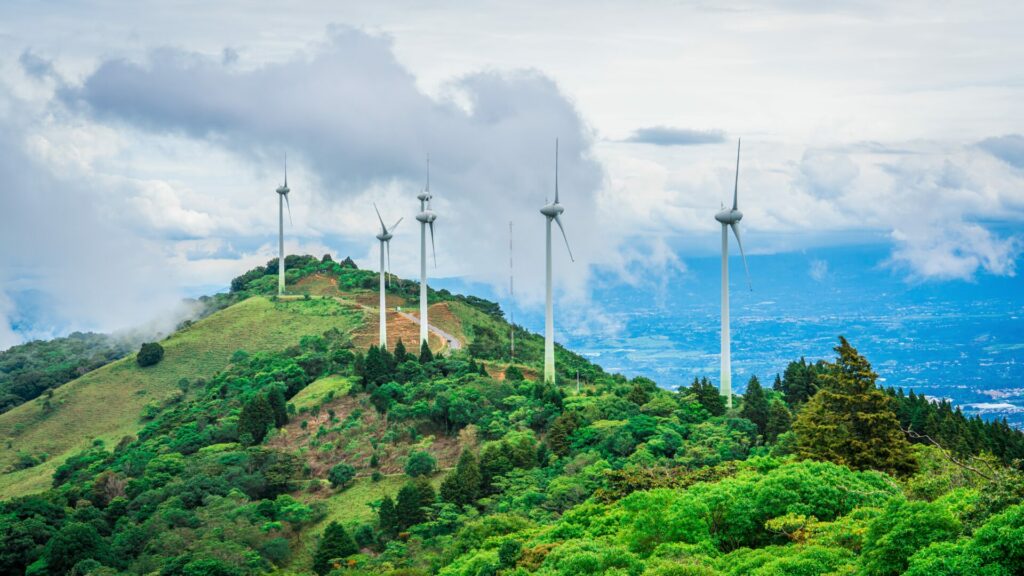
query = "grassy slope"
xmin=0 ymin=296 xmax=363 ymax=498
xmin=282 ymin=474 xmax=445 ymax=573
xmin=290 ymin=375 xmax=353 ymax=411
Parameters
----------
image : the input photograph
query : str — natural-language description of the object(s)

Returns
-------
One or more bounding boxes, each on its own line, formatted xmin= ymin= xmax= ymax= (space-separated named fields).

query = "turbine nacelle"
xmin=416 ymin=209 xmax=437 ymax=224
xmin=540 ymin=202 xmax=565 ymax=218
xmin=417 ymin=191 xmax=432 ymax=203
xmin=715 ymin=208 xmax=742 ymax=225
xmin=376 ymin=231 xmax=393 ymax=242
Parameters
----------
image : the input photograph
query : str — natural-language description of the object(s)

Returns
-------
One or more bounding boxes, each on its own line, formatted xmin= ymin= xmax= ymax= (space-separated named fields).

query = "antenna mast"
xmin=509 ymin=220 xmax=515 ymax=362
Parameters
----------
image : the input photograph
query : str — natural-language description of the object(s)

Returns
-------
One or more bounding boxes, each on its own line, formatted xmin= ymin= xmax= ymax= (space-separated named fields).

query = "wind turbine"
xmin=414 ymin=157 xmax=437 ymax=349
xmin=276 ymin=156 xmax=292 ymax=296
xmin=374 ymin=204 xmax=402 ymax=348
xmin=539 ymin=139 xmax=574 ymax=384
xmin=714 ymin=139 xmax=751 ymax=409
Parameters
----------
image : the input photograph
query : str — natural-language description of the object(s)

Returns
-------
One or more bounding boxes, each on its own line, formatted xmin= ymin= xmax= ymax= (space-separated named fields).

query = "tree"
xmin=440 ymin=449 xmax=481 ymax=506
xmin=328 ymin=463 xmax=357 ymax=490
xmin=689 ymin=377 xmax=725 ymax=417
xmin=505 ymin=365 xmax=524 ymax=381
xmin=861 ymin=499 xmax=962 ymax=576
xmin=793 ymin=337 xmax=916 ymax=476
xmin=44 ymin=522 xmax=110 ymax=575
xmin=547 ymin=412 xmax=579 ymax=457
xmin=765 ymin=398 xmax=793 ymax=443
xmin=238 ymin=394 xmax=275 ymax=445
xmin=136 ymin=342 xmax=164 ymax=367
xmin=267 ymin=386 xmax=288 ymax=428
xmin=739 ymin=376 xmax=769 ymax=437
xmin=378 ymin=495 xmax=399 ymax=538
xmin=419 ymin=341 xmax=434 ymax=363
xmin=780 ymin=357 xmax=821 ymax=405
xmin=396 ymin=480 xmax=434 ymax=529
xmin=394 ymin=338 xmax=408 ymax=364
xmin=312 ymin=521 xmax=357 ymax=575
xmin=405 ymin=450 xmax=437 ymax=478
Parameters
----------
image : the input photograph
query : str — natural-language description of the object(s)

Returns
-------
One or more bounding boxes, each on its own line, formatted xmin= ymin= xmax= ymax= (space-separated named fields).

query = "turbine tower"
xmin=714 ymin=139 xmax=751 ymax=409
xmin=374 ymin=204 xmax=402 ymax=348
xmin=414 ymin=157 xmax=437 ymax=349
xmin=539 ymin=139 xmax=574 ymax=384
xmin=275 ymin=157 xmax=292 ymax=296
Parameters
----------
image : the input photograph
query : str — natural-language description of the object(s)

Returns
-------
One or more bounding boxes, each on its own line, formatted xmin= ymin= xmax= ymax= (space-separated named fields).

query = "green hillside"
xmin=1 ymin=258 xmax=1023 ymax=576
xmin=0 ymin=296 xmax=364 ymax=498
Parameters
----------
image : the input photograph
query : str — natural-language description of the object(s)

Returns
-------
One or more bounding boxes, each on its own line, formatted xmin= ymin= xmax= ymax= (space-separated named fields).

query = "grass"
xmin=290 ymin=375 xmax=352 ymax=411
xmin=0 ymin=296 xmax=364 ymax=498
xmin=286 ymin=473 xmax=445 ymax=571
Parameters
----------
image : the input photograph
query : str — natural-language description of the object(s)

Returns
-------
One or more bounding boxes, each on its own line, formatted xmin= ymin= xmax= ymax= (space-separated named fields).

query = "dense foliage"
xmin=0 ymin=332 xmax=131 ymax=414
xmin=2 ymin=261 xmax=1023 ymax=575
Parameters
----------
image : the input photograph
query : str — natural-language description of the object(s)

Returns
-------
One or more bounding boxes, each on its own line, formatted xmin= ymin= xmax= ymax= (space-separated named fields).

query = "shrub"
xmin=405 ymin=450 xmax=437 ymax=478
xmin=328 ymin=463 xmax=357 ymax=490
xmin=136 ymin=342 xmax=164 ymax=367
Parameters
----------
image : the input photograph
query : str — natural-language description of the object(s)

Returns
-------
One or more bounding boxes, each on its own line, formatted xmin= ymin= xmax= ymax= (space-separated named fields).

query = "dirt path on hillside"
xmin=396 ymin=311 xmax=463 ymax=351
xmin=330 ymin=296 xmax=462 ymax=352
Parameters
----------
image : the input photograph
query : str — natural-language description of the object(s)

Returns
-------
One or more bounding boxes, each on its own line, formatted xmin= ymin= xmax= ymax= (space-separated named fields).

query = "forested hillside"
xmin=1 ymin=258 xmax=1022 ymax=575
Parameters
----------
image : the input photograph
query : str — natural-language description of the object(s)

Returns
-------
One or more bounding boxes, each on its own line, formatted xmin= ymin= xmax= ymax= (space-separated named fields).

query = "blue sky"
xmin=0 ymin=0 xmax=1022 ymax=347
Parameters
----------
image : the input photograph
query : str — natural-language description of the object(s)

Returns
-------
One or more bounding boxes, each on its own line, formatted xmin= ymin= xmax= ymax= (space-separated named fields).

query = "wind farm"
xmin=3 ymin=4 xmax=1023 ymax=575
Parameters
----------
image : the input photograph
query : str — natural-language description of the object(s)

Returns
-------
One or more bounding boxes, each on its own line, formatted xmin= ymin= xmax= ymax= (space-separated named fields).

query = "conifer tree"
xmin=312 ymin=521 xmax=357 ymax=575
xmin=238 ymin=393 xmax=275 ymax=445
xmin=440 ymin=449 xmax=482 ymax=506
xmin=419 ymin=341 xmax=434 ymax=363
xmin=547 ymin=412 xmax=579 ymax=457
xmin=394 ymin=338 xmax=407 ymax=364
xmin=740 ymin=376 xmax=769 ymax=436
xmin=689 ymin=377 xmax=726 ymax=416
xmin=765 ymin=398 xmax=792 ymax=443
xmin=793 ymin=337 xmax=916 ymax=476
xmin=267 ymin=386 xmax=288 ymax=428
xmin=378 ymin=495 xmax=399 ymax=538
xmin=396 ymin=481 xmax=431 ymax=529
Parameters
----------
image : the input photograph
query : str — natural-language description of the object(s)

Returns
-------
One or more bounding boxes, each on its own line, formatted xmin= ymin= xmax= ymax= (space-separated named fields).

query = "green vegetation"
xmin=0 ymin=332 xmax=132 ymax=414
xmin=1 ymin=259 xmax=1023 ymax=575
xmin=136 ymin=342 xmax=165 ymax=367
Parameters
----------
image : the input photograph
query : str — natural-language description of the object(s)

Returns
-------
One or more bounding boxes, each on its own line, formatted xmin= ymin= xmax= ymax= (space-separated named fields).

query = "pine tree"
xmin=312 ymin=521 xmax=357 ymax=575
xmin=689 ymin=377 xmax=726 ymax=416
xmin=394 ymin=338 xmax=407 ymax=364
xmin=547 ymin=412 xmax=579 ymax=457
xmin=765 ymin=398 xmax=792 ymax=443
xmin=419 ymin=341 xmax=434 ymax=363
xmin=793 ymin=337 xmax=916 ymax=476
xmin=267 ymin=386 xmax=288 ymax=428
xmin=378 ymin=495 xmax=399 ymax=538
xmin=440 ymin=449 xmax=482 ymax=506
xmin=238 ymin=393 xmax=275 ymax=445
xmin=396 ymin=481 xmax=428 ymax=529
xmin=739 ymin=376 xmax=769 ymax=436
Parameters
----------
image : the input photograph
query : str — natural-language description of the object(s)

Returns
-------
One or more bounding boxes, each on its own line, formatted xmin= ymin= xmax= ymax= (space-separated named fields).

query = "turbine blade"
xmin=284 ymin=152 xmax=288 ymax=187
xmin=730 ymin=222 xmax=752 ymax=290
xmin=391 ymin=217 xmax=403 ymax=232
xmin=428 ymin=221 xmax=437 ymax=267
xmin=732 ymin=138 xmax=741 ymax=211
xmin=554 ymin=214 xmax=575 ymax=262
xmin=373 ymin=203 xmax=386 ymax=232
xmin=554 ymin=138 xmax=560 ymax=204
xmin=284 ymin=193 xmax=292 ymax=225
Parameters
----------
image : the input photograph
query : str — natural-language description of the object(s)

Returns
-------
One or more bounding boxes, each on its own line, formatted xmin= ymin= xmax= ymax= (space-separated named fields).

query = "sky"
xmin=0 ymin=0 xmax=1022 ymax=349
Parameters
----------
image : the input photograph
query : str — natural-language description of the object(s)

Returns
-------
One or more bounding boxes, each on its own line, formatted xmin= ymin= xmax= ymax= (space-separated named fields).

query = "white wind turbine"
xmin=374 ymin=204 xmax=403 ymax=348
xmin=714 ymin=139 xmax=751 ymax=408
xmin=539 ymin=139 xmax=574 ymax=384
xmin=276 ymin=157 xmax=292 ymax=296
xmin=414 ymin=157 xmax=437 ymax=349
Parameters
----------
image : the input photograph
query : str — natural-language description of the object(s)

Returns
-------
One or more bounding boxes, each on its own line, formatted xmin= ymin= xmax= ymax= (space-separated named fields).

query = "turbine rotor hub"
xmin=540 ymin=203 xmax=564 ymax=218
xmin=715 ymin=209 xmax=742 ymax=224
xmin=276 ymin=185 xmax=289 ymax=195
xmin=416 ymin=210 xmax=437 ymax=223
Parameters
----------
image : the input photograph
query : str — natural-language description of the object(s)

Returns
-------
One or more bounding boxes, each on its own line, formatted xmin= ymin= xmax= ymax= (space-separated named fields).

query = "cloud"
xmin=18 ymin=50 xmax=57 ymax=81
xmin=888 ymin=222 xmax=1021 ymax=281
xmin=64 ymin=27 xmax=611 ymax=307
xmin=625 ymin=126 xmax=726 ymax=147
xmin=978 ymin=134 xmax=1024 ymax=169
xmin=808 ymin=259 xmax=828 ymax=281
xmin=799 ymin=149 xmax=859 ymax=198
